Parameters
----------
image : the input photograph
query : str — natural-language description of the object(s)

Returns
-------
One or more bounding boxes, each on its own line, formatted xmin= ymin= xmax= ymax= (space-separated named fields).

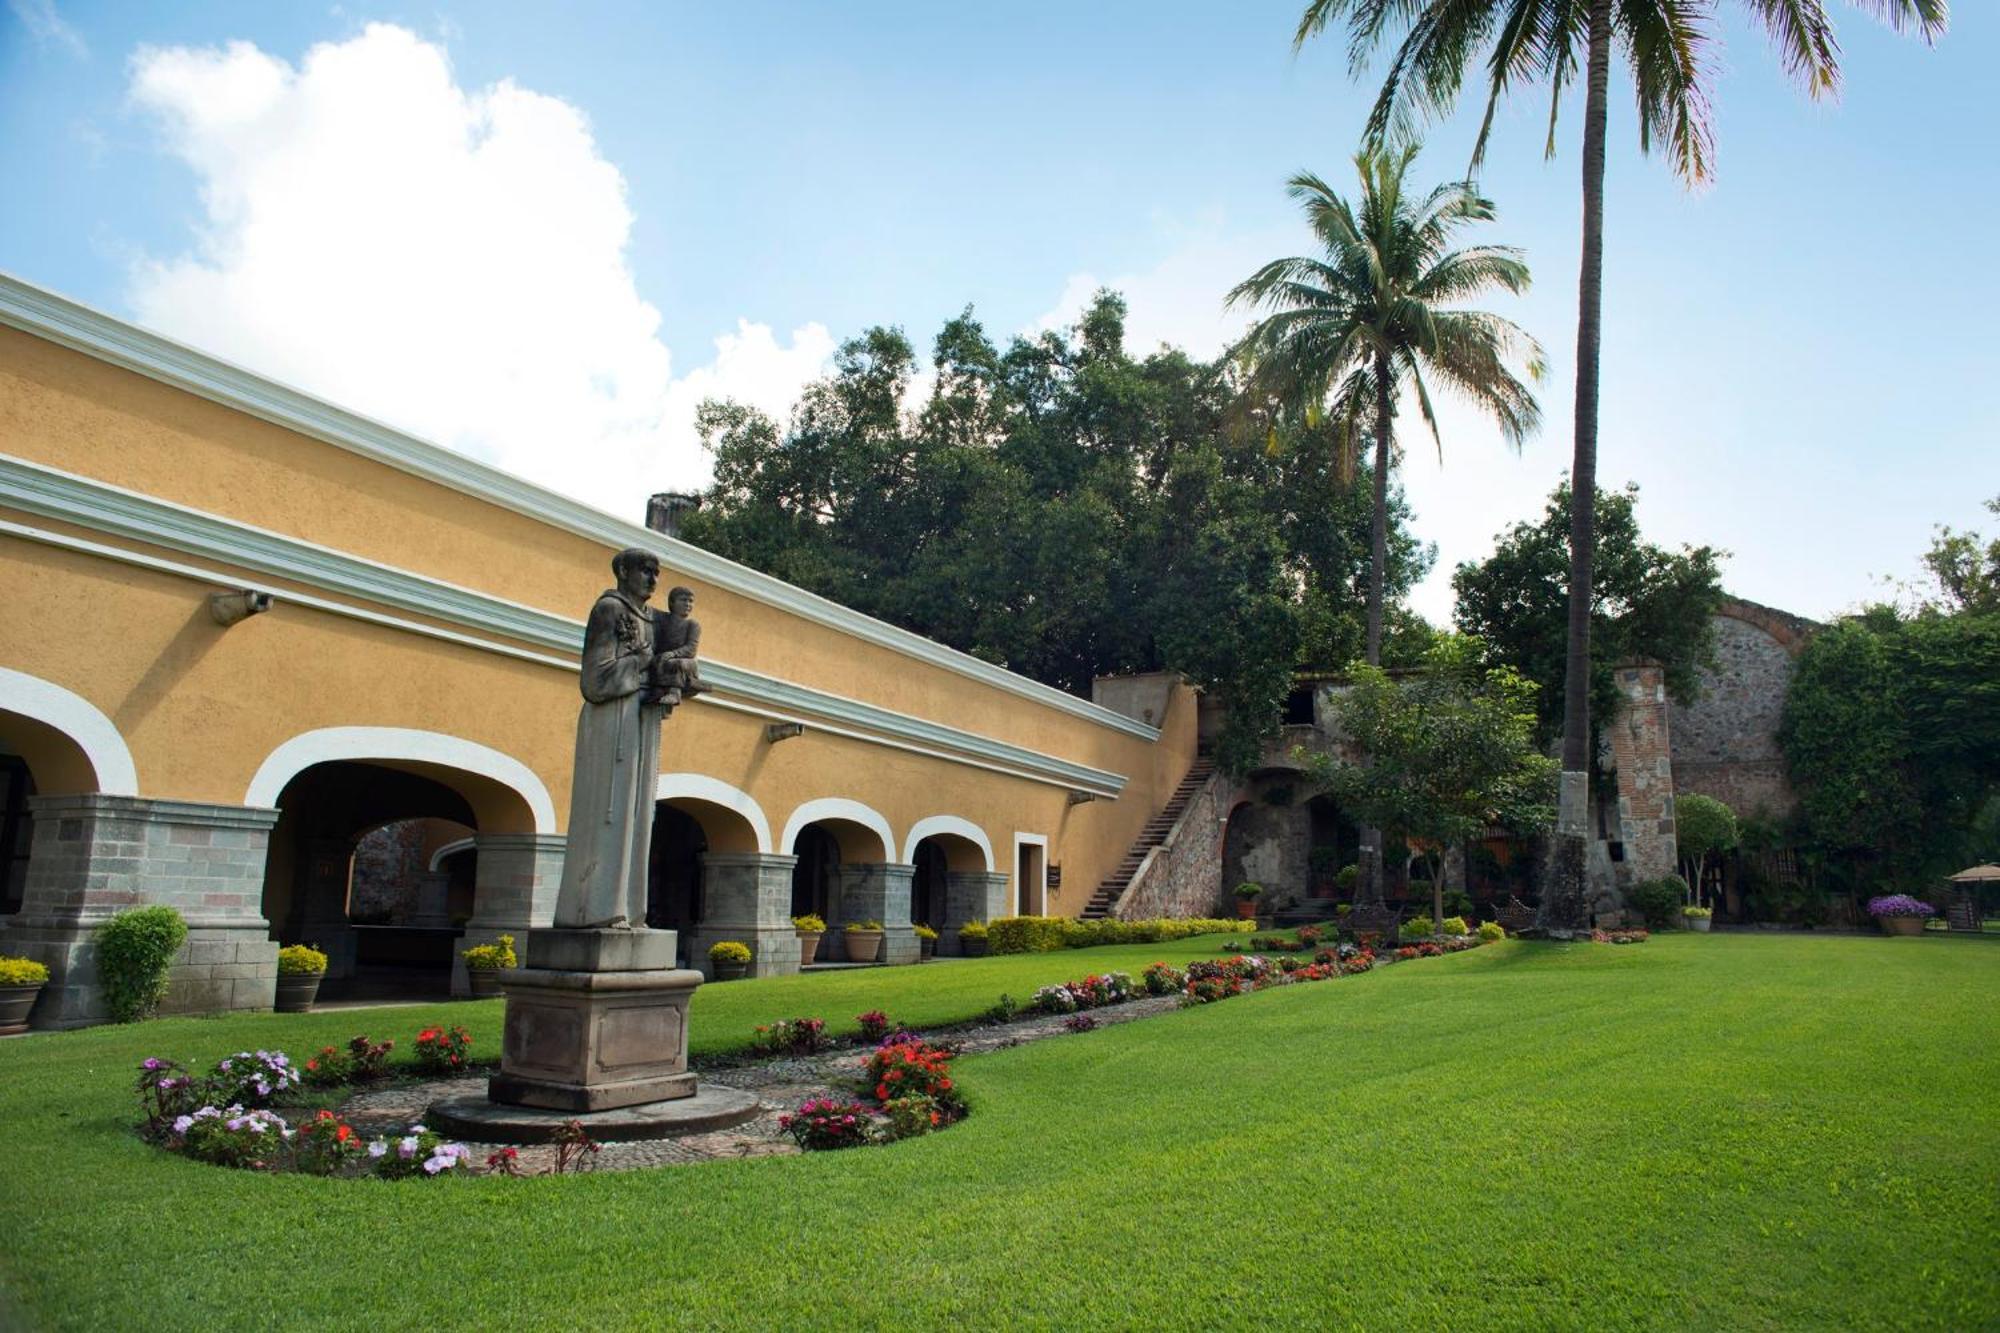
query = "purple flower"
xmin=1867 ymin=894 xmax=1937 ymax=918
xmin=367 ymin=1140 xmax=388 ymax=1159
xmin=142 ymin=1057 xmax=163 ymax=1071
xmin=172 ymin=1115 xmax=194 ymax=1135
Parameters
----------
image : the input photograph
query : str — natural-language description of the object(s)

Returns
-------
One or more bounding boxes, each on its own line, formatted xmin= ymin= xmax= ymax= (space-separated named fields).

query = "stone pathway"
xmin=337 ymin=992 xmax=1184 ymax=1174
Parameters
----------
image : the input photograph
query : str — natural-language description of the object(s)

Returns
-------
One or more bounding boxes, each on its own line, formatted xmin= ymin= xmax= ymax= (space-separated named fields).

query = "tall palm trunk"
xmin=1357 ymin=353 xmax=1395 ymax=905
xmin=1540 ymin=0 xmax=1613 ymax=935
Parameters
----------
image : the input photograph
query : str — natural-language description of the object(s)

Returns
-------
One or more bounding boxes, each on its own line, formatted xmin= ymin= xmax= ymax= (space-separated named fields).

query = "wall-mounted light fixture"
xmin=208 ymin=590 xmax=273 ymax=627
xmin=764 ymin=721 xmax=805 ymax=743
xmin=1065 ymin=790 xmax=1101 ymax=806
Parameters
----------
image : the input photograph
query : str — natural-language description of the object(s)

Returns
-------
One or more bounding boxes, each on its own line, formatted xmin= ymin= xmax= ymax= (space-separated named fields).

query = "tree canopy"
xmin=680 ymin=291 xmax=1435 ymax=772
xmin=1451 ymin=481 xmax=1725 ymax=749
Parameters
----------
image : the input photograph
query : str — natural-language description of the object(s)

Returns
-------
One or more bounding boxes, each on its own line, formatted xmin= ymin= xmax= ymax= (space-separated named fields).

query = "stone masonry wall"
xmin=1668 ymin=602 xmax=1812 ymax=819
xmin=1608 ymin=664 xmax=1677 ymax=896
xmin=1118 ymin=768 xmax=1232 ymax=920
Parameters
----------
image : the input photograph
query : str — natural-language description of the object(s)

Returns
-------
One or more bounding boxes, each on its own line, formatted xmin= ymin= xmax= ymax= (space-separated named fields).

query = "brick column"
xmin=685 ymin=852 xmax=798 ymax=979
xmin=0 ymin=795 xmax=280 ymax=1028
xmin=1608 ymin=662 xmax=1677 ymax=922
xmin=452 ymin=832 xmax=565 ymax=996
xmin=837 ymin=862 xmax=919 ymax=965
xmin=941 ymin=871 xmax=1009 ymax=955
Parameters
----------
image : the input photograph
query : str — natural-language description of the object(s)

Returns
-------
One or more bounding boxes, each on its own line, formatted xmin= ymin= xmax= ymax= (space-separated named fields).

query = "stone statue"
xmin=552 ymin=548 xmax=683 ymax=930
xmin=645 ymin=586 xmax=709 ymax=707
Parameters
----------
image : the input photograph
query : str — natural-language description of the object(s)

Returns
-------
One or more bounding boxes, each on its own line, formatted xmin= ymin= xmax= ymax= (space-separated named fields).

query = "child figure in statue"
xmin=646 ymin=585 xmax=709 ymax=708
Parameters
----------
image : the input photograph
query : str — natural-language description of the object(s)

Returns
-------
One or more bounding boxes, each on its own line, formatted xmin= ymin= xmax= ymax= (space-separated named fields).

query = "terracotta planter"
xmin=0 ymin=983 xmax=44 ymax=1035
xmin=273 ymin=973 xmax=323 ymax=1014
xmin=798 ymin=931 xmax=823 ymax=967
xmin=466 ymin=969 xmax=504 ymax=999
xmin=844 ymin=930 xmax=883 ymax=963
xmin=960 ymin=936 xmax=989 ymax=958
xmin=1686 ymin=916 xmax=1712 ymax=933
xmin=714 ymin=961 xmax=749 ymax=980
xmin=1877 ymin=915 xmax=1925 ymax=937
xmin=1235 ymin=900 xmax=1259 ymax=920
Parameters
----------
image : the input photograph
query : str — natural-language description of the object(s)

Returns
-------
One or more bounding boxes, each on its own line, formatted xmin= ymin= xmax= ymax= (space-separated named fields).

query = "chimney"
xmin=645 ymin=491 xmax=702 ymax=540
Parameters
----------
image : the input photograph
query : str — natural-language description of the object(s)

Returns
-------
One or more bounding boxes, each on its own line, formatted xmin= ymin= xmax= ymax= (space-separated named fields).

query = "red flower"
xmin=335 ymin=1124 xmax=353 ymax=1143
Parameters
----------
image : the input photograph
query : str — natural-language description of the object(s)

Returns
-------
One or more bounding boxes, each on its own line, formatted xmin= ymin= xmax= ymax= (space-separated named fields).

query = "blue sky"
xmin=3 ymin=1 xmax=1994 ymax=623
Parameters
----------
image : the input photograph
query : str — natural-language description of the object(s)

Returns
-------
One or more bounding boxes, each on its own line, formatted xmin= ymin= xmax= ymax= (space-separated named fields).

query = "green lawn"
xmin=1 ymin=933 xmax=1994 ymax=1330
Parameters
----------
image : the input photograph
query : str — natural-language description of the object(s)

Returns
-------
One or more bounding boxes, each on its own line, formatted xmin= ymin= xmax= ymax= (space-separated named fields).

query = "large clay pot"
xmin=1878 ymin=915 xmax=1924 ymax=937
xmin=466 ymin=969 xmax=503 ymax=999
xmin=1236 ymin=900 xmax=1259 ymax=920
xmin=0 ymin=983 xmax=44 ymax=1035
xmin=844 ymin=930 xmax=884 ymax=963
xmin=798 ymin=931 xmax=823 ymax=966
xmin=274 ymin=973 xmax=322 ymax=1014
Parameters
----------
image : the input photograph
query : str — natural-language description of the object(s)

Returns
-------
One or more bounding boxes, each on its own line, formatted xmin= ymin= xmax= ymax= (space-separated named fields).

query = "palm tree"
xmin=1293 ymin=0 xmax=1947 ymax=933
xmin=1228 ymin=143 xmax=1544 ymax=902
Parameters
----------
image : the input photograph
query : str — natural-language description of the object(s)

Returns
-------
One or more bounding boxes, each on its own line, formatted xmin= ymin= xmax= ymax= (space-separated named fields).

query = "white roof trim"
xmin=0 ymin=666 xmax=140 ymax=795
xmin=0 ymin=272 xmax=1160 ymax=742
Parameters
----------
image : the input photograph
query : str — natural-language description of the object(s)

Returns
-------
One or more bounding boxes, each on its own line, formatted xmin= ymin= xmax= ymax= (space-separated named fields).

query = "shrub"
xmin=792 ymin=914 xmax=827 ymax=933
xmin=344 ymin=1034 xmax=394 ymax=1080
xmin=709 ymin=940 xmax=753 ymax=964
xmin=914 ymin=924 xmax=939 ymax=942
xmin=779 ymin=1098 xmax=873 ymax=1151
xmin=459 ymin=934 xmax=515 ymax=972
xmin=985 ymin=992 xmax=1020 ymax=1022
xmin=958 ymin=920 xmax=988 ymax=941
xmin=413 ymin=1025 xmax=471 ymax=1074
xmin=293 ymin=1110 xmax=365 ymax=1176
xmin=1234 ymin=882 xmax=1264 ymax=901
xmin=864 ymin=1040 xmax=956 ymax=1104
xmin=1402 ymin=915 xmax=1435 ymax=939
xmin=1141 ymin=961 xmax=1185 ymax=995
xmin=1336 ymin=865 xmax=1360 ymax=893
xmin=751 ymin=1016 xmax=828 ymax=1056
xmin=1440 ymin=916 xmax=1470 ymax=937
xmin=95 ymin=905 xmax=188 ymax=1023
xmin=1682 ymin=904 xmax=1713 ymax=919
xmin=210 ymin=1050 xmax=301 ymax=1106
xmin=1477 ymin=921 xmax=1506 ymax=942
xmin=276 ymin=944 xmax=328 ymax=976
xmin=1866 ymin=894 xmax=1936 ymax=918
xmin=1297 ymin=925 xmax=1324 ymax=947
xmin=1064 ymin=1013 xmax=1099 ymax=1033
xmin=172 ymin=1106 xmax=291 ymax=1170
xmin=855 ymin=1010 xmax=892 ymax=1042
xmin=984 ymin=915 xmax=1245 ymax=955
xmin=986 ymin=916 xmax=1070 ymax=954
xmin=845 ymin=920 xmax=885 ymax=933
xmin=1443 ymin=889 xmax=1475 ymax=918
xmin=368 ymin=1123 xmax=471 ymax=1178
xmin=1625 ymin=876 xmax=1689 ymax=929
xmin=0 ymin=955 xmax=49 ymax=986
xmin=134 ymin=1058 xmax=204 ymax=1138
xmin=882 ymin=1094 xmax=946 ymax=1139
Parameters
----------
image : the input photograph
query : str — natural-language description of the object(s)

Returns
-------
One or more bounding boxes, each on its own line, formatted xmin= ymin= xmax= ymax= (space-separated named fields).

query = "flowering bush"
xmin=1296 ymin=925 xmax=1325 ymax=948
xmin=1141 ymin=962 xmax=1185 ymax=995
xmin=881 ymin=1094 xmax=945 ymax=1140
xmin=709 ymin=940 xmax=752 ymax=965
xmin=276 ymin=944 xmax=328 ymax=975
xmin=135 ymin=1058 xmax=205 ymax=1137
xmin=864 ymin=1040 xmax=955 ymax=1104
xmin=486 ymin=1146 xmax=525 ymax=1177
xmin=1064 ymin=1013 xmax=1099 ymax=1033
xmin=1030 ymin=971 xmax=1137 ymax=1014
xmin=345 ymin=1034 xmax=395 ymax=1080
xmin=1343 ymin=949 xmax=1376 ymax=973
xmin=460 ymin=934 xmax=516 ymax=971
xmin=752 ymin=1016 xmax=828 ymax=1056
xmin=855 ymin=1010 xmax=892 ymax=1042
xmin=293 ymin=1109 xmax=365 ymax=1175
xmin=0 ymin=955 xmax=49 ymax=986
xmin=173 ymin=1105 xmax=292 ymax=1169
xmin=1866 ymin=894 xmax=1937 ymax=919
xmin=792 ymin=914 xmax=827 ymax=933
xmin=413 ymin=1025 xmax=471 ymax=1074
xmin=1477 ymin=921 xmax=1506 ymax=942
xmin=210 ymin=1050 xmax=300 ymax=1106
xmin=368 ymin=1123 xmax=470 ymax=1179
xmin=779 ymin=1098 xmax=873 ymax=1150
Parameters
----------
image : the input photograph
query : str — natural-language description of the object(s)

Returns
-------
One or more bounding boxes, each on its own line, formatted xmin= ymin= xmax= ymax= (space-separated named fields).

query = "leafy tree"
xmin=1294 ymin=0 xmax=1948 ymax=930
xmin=1920 ymin=496 xmax=2000 ymax=616
xmin=1303 ymin=635 xmax=1558 ymax=930
xmin=681 ymin=292 xmax=1431 ymax=772
xmin=1452 ymin=481 xmax=1725 ymax=748
xmin=1674 ymin=793 xmax=1738 ymax=908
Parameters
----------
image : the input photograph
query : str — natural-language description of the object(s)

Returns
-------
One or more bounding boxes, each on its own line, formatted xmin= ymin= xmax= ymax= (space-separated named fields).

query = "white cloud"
xmin=8 ymin=0 xmax=86 ymax=57
xmin=125 ymin=23 xmax=831 ymax=519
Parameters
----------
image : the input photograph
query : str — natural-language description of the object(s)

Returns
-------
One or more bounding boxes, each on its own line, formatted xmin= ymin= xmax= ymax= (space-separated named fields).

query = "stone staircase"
xmin=1078 ymin=757 xmax=1216 ymax=920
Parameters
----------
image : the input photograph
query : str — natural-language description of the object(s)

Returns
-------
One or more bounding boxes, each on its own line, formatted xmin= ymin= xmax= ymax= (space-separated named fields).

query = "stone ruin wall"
xmin=1668 ymin=602 xmax=1812 ymax=821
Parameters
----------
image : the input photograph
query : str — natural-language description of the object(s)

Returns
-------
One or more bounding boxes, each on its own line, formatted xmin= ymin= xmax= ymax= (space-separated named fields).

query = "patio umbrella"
xmin=1947 ymin=864 xmax=2000 ymax=882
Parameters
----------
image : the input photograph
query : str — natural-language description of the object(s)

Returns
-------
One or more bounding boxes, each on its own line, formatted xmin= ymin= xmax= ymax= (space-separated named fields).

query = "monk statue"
xmin=553 ymin=548 xmax=685 ymax=930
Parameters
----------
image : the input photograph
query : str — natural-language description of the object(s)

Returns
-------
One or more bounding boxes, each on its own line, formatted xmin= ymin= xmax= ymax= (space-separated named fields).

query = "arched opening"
xmin=909 ymin=831 xmax=987 ymax=928
xmin=0 ymin=671 xmax=140 ymax=921
xmin=647 ymin=804 xmax=707 ymax=933
xmin=1305 ymin=794 xmax=1360 ymax=900
xmin=0 ymin=748 xmax=35 ymax=917
xmin=790 ymin=825 xmax=841 ymax=922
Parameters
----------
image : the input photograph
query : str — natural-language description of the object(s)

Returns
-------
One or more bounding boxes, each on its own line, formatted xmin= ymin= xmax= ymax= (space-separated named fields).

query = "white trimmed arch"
xmin=902 ymin=815 xmax=995 ymax=873
xmin=782 ymin=798 xmax=895 ymax=864
xmin=656 ymin=773 xmax=773 ymax=854
xmin=245 ymin=726 xmax=557 ymax=834
xmin=0 ymin=666 xmax=139 ymax=795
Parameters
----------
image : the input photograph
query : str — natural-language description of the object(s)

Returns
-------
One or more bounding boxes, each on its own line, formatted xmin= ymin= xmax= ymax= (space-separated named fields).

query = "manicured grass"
xmin=1 ymin=933 xmax=1994 ymax=1329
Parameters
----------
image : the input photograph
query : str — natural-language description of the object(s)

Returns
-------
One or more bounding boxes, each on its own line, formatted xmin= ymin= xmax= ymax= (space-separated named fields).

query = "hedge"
xmin=985 ymin=916 xmax=1246 ymax=955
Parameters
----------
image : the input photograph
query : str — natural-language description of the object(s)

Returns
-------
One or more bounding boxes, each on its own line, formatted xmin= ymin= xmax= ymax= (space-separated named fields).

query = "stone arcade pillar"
xmin=293 ymin=836 xmax=360 ymax=983
xmin=683 ymin=852 xmax=797 ymax=979
xmin=1607 ymin=662 xmax=1676 ymax=924
xmin=942 ymin=870 xmax=1010 ymax=955
xmin=0 ymin=795 xmax=280 ymax=1029
xmin=837 ymin=862 xmax=920 ymax=964
xmin=451 ymin=832 xmax=565 ymax=997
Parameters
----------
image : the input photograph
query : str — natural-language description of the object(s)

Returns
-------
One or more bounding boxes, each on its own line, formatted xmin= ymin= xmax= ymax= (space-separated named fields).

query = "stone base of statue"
xmin=483 ymin=927 xmax=709 ymax=1113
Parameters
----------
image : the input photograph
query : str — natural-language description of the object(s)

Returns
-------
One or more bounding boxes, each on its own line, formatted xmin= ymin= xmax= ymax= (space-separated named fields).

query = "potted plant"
xmin=1308 ymin=846 xmax=1341 ymax=895
xmin=709 ymin=940 xmax=753 ymax=979
xmin=843 ymin=920 xmax=885 ymax=963
xmin=958 ymin=920 xmax=989 ymax=958
xmin=915 ymin=923 xmax=938 ymax=962
xmin=460 ymin=933 xmax=516 ymax=998
xmin=793 ymin=914 xmax=827 ymax=967
xmin=1233 ymin=882 xmax=1263 ymax=921
xmin=1681 ymin=904 xmax=1714 ymax=933
xmin=274 ymin=944 xmax=328 ymax=1013
xmin=0 ymin=955 xmax=50 ymax=1035
xmin=1866 ymin=894 xmax=1936 ymax=937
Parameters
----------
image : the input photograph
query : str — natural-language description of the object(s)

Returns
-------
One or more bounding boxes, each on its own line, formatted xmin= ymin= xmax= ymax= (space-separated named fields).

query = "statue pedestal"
xmin=487 ymin=927 xmax=701 ymax=1113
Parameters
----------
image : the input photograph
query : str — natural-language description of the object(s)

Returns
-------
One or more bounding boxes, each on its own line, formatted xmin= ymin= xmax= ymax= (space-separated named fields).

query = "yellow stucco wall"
xmin=0 ymin=320 xmax=1202 ymax=914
